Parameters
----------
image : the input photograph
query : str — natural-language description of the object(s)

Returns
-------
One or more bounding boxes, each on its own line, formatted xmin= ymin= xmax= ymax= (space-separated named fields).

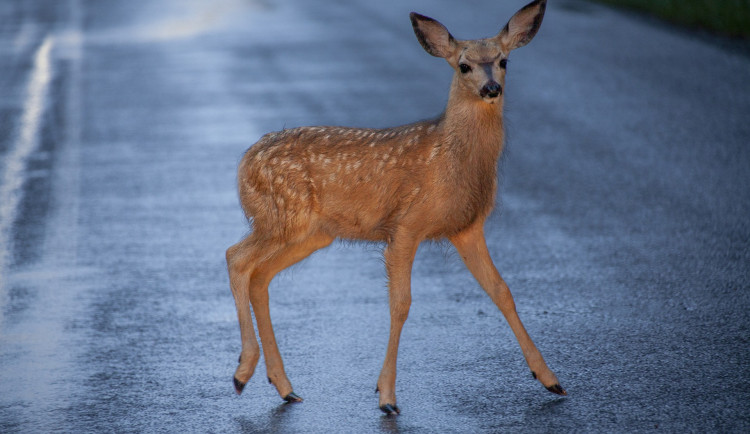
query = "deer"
xmin=226 ymin=0 xmax=564 ymax=415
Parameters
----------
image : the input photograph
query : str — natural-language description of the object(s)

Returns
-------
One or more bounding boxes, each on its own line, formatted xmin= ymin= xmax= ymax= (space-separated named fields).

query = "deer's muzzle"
xmin=480 ymin=81 xmax=502 ymax=99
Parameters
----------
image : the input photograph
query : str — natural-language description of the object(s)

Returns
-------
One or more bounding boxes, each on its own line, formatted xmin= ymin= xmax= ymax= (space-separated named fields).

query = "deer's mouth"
xmin=482 ymin=94 xmax=501 ymax=104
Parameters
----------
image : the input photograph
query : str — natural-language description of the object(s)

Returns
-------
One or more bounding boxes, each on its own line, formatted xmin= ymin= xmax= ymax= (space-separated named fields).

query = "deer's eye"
xmin=459 ymin=63 xmax=472 ymax=74
xmin=499 ymin=59 xmax=508 ymax=69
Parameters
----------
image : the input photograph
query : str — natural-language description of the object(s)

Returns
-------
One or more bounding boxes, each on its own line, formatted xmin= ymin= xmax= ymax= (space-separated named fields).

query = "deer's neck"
xmin=441 ymin=81 xmax=505 ymax=163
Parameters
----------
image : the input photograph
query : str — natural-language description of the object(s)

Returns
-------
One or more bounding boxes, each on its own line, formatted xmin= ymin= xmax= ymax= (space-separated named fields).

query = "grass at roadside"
xmin=591 ymin=0 xmax=750 ymax=38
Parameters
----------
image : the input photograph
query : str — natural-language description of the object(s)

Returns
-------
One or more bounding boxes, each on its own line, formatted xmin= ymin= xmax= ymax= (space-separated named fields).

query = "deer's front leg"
xmin=450 ymin=221 xmax=566 ymax=396
xmin=376 ymin=235 xmax=419 ymax=415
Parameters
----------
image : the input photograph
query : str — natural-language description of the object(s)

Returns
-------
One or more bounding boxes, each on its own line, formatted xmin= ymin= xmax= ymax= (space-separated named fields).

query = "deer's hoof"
xmin=379 ymin=403 xmax=400 ymax=415
xmin=283 ymin=392 xmax=303 ymax=403
xmin=546 ymin=384 xmax=567 ymax=396
xmin=233 ymin=377 xmax=247 ymax=395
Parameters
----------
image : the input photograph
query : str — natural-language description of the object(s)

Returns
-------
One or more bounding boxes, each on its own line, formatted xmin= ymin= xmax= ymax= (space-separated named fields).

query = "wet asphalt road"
xmin=1 ymin=0 xmax=749 ymax=432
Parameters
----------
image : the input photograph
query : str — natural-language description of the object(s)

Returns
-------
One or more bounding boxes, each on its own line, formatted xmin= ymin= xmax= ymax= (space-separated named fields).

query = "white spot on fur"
xmin=428 ymin=146 xmax=440 ymax=162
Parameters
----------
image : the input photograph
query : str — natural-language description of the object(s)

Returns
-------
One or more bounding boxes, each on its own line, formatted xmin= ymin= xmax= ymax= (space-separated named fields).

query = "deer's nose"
xmin=480 ymin=81 xmax=502 ymax=99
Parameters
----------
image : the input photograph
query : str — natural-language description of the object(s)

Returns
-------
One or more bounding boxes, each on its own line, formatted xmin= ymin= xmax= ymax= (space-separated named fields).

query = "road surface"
xmin=1 ymin=0 xmax=749 ymax=432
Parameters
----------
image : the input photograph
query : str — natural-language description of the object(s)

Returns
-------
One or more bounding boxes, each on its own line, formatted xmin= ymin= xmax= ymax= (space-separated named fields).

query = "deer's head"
xmin=411 ymin=0 xmax=546 ymax=104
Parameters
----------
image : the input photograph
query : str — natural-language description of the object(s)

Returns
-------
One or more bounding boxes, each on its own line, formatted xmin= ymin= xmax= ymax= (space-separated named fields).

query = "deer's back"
xmin=238 ymin=123 xmax=497 ymax=242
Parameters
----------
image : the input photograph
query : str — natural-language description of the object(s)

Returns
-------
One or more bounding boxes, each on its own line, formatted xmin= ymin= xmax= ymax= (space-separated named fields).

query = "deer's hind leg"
xmin=227 ymin=232 xmax=278 ymax=394
xmin=246 ymin=231 xmax=334 ymax=401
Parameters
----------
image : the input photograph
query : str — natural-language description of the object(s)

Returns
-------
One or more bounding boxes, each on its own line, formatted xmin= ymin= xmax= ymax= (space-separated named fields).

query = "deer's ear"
xmin=497 ymin=0 xmax=546 ymax=52
xmin=410 ymin=12 xmax=456 ymax=58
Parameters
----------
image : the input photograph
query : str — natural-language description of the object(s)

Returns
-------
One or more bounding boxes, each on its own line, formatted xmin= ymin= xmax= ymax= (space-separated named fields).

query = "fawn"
xmin=226 ymin=0 xmax=564 ymax=414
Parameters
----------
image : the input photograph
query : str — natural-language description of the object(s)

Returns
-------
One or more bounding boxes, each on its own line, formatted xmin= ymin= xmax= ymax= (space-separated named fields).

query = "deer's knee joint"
xmin=391 ymin=309 xmax=410 ymax=324
xmin=498 ymin=299 xmax=517 ymax=316
xmin=389 ymin=293 xmax=411 ymax=322
xmin=226 ymin=245 xmax=239 ymax=266
xmin=495 ymin=290 xmax=517 ymax=314
xmin=227 ymin=245 xmax=251 ymax=275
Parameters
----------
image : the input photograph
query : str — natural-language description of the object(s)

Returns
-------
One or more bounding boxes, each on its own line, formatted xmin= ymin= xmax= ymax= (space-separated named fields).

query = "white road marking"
xmin=0 ymin=35 xmax=55 ymax=297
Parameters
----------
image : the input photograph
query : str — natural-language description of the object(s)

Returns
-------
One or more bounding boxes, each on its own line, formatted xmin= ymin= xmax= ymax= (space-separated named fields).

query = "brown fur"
xmin=226 ymin=0 xmax=564 ymax=413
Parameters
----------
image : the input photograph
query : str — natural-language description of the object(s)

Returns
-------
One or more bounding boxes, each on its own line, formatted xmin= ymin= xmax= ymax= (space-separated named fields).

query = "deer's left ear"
xmin=497 ymin=0 xmax=547 ymax=52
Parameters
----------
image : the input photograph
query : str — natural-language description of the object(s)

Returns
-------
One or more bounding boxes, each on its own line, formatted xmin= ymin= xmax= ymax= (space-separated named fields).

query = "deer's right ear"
xmin=410 ymin=12 xmax=456 ymax=58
